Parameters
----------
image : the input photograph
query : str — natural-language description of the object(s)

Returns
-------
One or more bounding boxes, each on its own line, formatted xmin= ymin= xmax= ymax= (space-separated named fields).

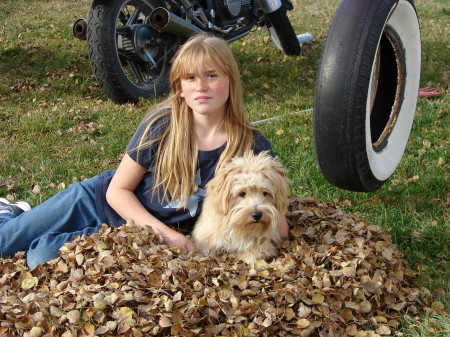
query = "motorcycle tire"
xmin=313 ymin=0 xmax=421 ymax=192
xmin=87 ymin=0 xmax=179 ymax=104
xmin=266 ymin=6 xmax=301 ymax=56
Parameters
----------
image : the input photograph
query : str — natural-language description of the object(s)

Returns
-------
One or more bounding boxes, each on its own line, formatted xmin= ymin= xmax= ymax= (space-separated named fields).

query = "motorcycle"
xmin=72 ymin=0 xmax=302 ymax=104
xmin=73 ymin=0 xmax=421 ymax=193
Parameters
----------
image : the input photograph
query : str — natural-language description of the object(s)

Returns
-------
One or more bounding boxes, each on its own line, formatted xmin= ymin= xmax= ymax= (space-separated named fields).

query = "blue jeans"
xmin=0 ymin=176 xmax=103 ymax=268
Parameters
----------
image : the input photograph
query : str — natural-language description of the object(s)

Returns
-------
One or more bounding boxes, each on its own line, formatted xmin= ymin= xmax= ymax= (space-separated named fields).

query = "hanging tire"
xmin=313 ymin=0 xmax=421 ymax=192
xmin=266 ymin=5 xmax=301 ymax=56
xmin=87 ymin=0 xmax=181 ymax=104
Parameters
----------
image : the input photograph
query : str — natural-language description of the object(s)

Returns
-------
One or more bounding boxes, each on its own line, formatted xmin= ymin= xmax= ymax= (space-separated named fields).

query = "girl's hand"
xmin=160 ymin=227 xmax=196 ymax=252
xmin=107 ymin=153 xmax=196 ymax=252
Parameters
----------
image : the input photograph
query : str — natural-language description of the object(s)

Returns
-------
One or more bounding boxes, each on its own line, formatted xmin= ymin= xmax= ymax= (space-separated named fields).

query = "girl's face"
xmin=180 ymin=62 xmax=230 ymax=119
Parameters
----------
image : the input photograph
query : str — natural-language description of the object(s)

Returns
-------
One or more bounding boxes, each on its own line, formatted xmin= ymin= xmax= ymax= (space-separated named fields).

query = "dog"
xmin=192 ymin=151 xmax=289 ymax=263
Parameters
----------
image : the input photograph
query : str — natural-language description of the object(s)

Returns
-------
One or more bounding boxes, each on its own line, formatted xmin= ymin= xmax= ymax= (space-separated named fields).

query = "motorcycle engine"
xmin=210 ymin=0 xmax=252 ymax=23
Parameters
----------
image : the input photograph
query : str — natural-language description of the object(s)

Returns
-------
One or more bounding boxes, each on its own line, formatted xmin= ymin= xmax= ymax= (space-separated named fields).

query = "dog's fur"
xmin=192 ymin=152 xmax=289 ymax=263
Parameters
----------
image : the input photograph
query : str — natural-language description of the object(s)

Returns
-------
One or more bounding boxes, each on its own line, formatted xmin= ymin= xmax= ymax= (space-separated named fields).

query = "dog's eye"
xmin=263 ymin=191 xmax=268 ymax=197
xmin=239 ymin=192 xmax=246 ymax=198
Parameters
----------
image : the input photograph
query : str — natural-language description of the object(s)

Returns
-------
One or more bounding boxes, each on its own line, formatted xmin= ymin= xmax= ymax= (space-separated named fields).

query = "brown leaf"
xmin=346 ymin=324 xmax=358 ymax=336
xmin=312 ymin=293 xmax=324 ymax=304
xmin=359 ymin=300 xmax=372 ymax=313
xmin=21 ymin=276 xmax=38 ymax=290
xmin=376 ymin=325 xmax=391 ymax=335
xmin=342 ymin=265 xmax=356 ymax=277
xmin=66 ymin=310 xmax=80 ymax=324
xmin=296 ymin=318 xmax=310 ymax=329
xmin=84 ymin=323 xmax=95 ymax=335
xmin=27 ymin=327 xmax=43 ymax=337
xmin=159 ymin=315 xmax=172 ymax=328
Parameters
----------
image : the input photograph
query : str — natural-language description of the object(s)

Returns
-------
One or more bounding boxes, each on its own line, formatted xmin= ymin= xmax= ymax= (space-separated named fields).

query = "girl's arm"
xmin=106 ymin=153 xmax=195 ymax=252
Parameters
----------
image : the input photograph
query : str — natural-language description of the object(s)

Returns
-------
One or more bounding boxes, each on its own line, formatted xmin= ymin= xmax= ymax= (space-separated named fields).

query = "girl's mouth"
xmin=195 ymin=96 xmax=211 ymax=101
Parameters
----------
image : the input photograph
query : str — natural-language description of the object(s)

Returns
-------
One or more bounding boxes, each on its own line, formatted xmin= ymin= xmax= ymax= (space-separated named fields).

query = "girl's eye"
xmin=205 ymin=70 xmax=219 ymax=78
xmin=263 ymin=191 xmax=268 ymax=197
xmin=239 ymin=192 xmax=246 ymax=198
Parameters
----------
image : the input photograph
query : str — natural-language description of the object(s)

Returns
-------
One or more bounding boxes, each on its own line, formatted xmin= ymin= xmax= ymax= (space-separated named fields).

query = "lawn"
xmin=0 ymin=0 xmax=448 ymax=335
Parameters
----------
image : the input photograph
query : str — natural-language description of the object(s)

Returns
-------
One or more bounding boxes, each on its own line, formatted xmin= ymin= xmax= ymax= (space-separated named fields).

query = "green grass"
xmin=0 ymin=0 xmax=448 ymax=334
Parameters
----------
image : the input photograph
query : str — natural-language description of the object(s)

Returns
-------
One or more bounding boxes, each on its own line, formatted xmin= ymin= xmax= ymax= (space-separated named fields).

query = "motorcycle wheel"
xmin=313 ymin=0 xmax=421 ymax=192
xmin=266 ymin=6 xmax=301 ymax=56
xmin=87 ymin=0 xmax=180 ymax=104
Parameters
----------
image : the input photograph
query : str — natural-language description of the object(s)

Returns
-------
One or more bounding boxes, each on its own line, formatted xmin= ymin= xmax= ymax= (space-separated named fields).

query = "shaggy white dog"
xmin=192 ymin=152 xmax=289 ymax=263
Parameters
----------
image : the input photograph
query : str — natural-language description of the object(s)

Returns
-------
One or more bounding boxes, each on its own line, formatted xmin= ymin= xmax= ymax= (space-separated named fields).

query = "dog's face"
xmin=228 ymin=173 xmax=279 ymax=236
xmin=206 ymin=152 xmax=289 ymax=236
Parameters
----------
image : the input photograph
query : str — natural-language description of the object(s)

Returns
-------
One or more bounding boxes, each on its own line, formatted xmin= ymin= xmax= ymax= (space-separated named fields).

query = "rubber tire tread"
xmin=313 ymin=0 xmax=417 ymax=192
xmin=87 ymin=0 xmax=168 ymax=103
xmin=266 ymin=7 xmax=300 ymax=56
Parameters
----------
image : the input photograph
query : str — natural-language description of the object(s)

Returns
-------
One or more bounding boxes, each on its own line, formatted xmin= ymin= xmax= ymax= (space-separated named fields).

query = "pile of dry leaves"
xmin=0 ymin=197 xmax=439 ymax=336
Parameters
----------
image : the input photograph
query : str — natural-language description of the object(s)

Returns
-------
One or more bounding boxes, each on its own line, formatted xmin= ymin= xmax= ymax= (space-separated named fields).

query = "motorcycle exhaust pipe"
xmin=150 ymin=8 xmax=202 ymax=38
xmin=72 ymin=18 xmax=87 ymax=40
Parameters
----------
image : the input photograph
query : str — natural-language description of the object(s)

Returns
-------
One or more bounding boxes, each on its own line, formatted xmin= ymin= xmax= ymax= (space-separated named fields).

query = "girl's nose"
xmin=195 ymin=77 xmax=207 ymax=91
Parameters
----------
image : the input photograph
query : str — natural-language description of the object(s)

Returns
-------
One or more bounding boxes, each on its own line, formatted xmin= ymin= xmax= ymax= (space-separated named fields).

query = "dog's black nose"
xmin=252 ymin=210 xmax=263 ymax=221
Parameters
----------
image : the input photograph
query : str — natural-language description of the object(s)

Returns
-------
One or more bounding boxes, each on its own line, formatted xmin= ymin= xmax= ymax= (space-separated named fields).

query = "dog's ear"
xmin=206 ymin=161 xmax=241 ymax=215
xmin=266 ymin=158 xmax=290 ymax=213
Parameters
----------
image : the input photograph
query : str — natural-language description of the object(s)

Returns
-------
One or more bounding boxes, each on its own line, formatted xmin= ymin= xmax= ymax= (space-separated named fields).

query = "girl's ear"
xmin=173 ymin=80 xmax=183 ymax=97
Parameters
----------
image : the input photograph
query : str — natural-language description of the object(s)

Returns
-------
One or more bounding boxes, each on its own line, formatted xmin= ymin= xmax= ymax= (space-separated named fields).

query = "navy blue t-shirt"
xmin=95 ymin=114 xmax=273 ymax=232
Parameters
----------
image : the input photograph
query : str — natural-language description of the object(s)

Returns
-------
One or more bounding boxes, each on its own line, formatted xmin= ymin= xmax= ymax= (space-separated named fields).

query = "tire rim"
xmin=369 ymin=26 xmax=405 ymax=152
xmin=113 ymin=1 xmax=174 ymax=90
xmin=365 ymin=0 xmax=421 ymax=180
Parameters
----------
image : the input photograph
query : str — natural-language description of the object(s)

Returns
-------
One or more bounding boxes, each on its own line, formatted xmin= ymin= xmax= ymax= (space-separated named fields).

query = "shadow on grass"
xmin=234 ymin=44 xmax=322 ymax=111
xmin=0 ymin=43 xmax=96 ymax=100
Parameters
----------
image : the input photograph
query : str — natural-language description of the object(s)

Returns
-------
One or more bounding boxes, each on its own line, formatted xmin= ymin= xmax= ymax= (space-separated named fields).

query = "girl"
xmin=0 ymin=33 xmax=288 ymax=268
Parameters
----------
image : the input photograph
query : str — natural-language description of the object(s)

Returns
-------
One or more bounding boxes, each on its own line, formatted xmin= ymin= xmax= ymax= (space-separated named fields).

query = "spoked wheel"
xmin=313 ymin=0 xmax=421 ymax=192
xmin=87 ymin=0 xmax=181 ymax=103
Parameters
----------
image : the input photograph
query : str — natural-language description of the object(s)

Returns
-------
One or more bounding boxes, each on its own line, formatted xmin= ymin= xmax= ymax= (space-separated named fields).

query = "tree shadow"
xmin=0 ymin=43 xmax=95 ymax=100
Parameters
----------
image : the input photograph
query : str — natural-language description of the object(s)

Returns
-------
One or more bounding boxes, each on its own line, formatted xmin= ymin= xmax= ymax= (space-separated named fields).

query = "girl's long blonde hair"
xmin=134 ymin=33 xmax=254 ymax=207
